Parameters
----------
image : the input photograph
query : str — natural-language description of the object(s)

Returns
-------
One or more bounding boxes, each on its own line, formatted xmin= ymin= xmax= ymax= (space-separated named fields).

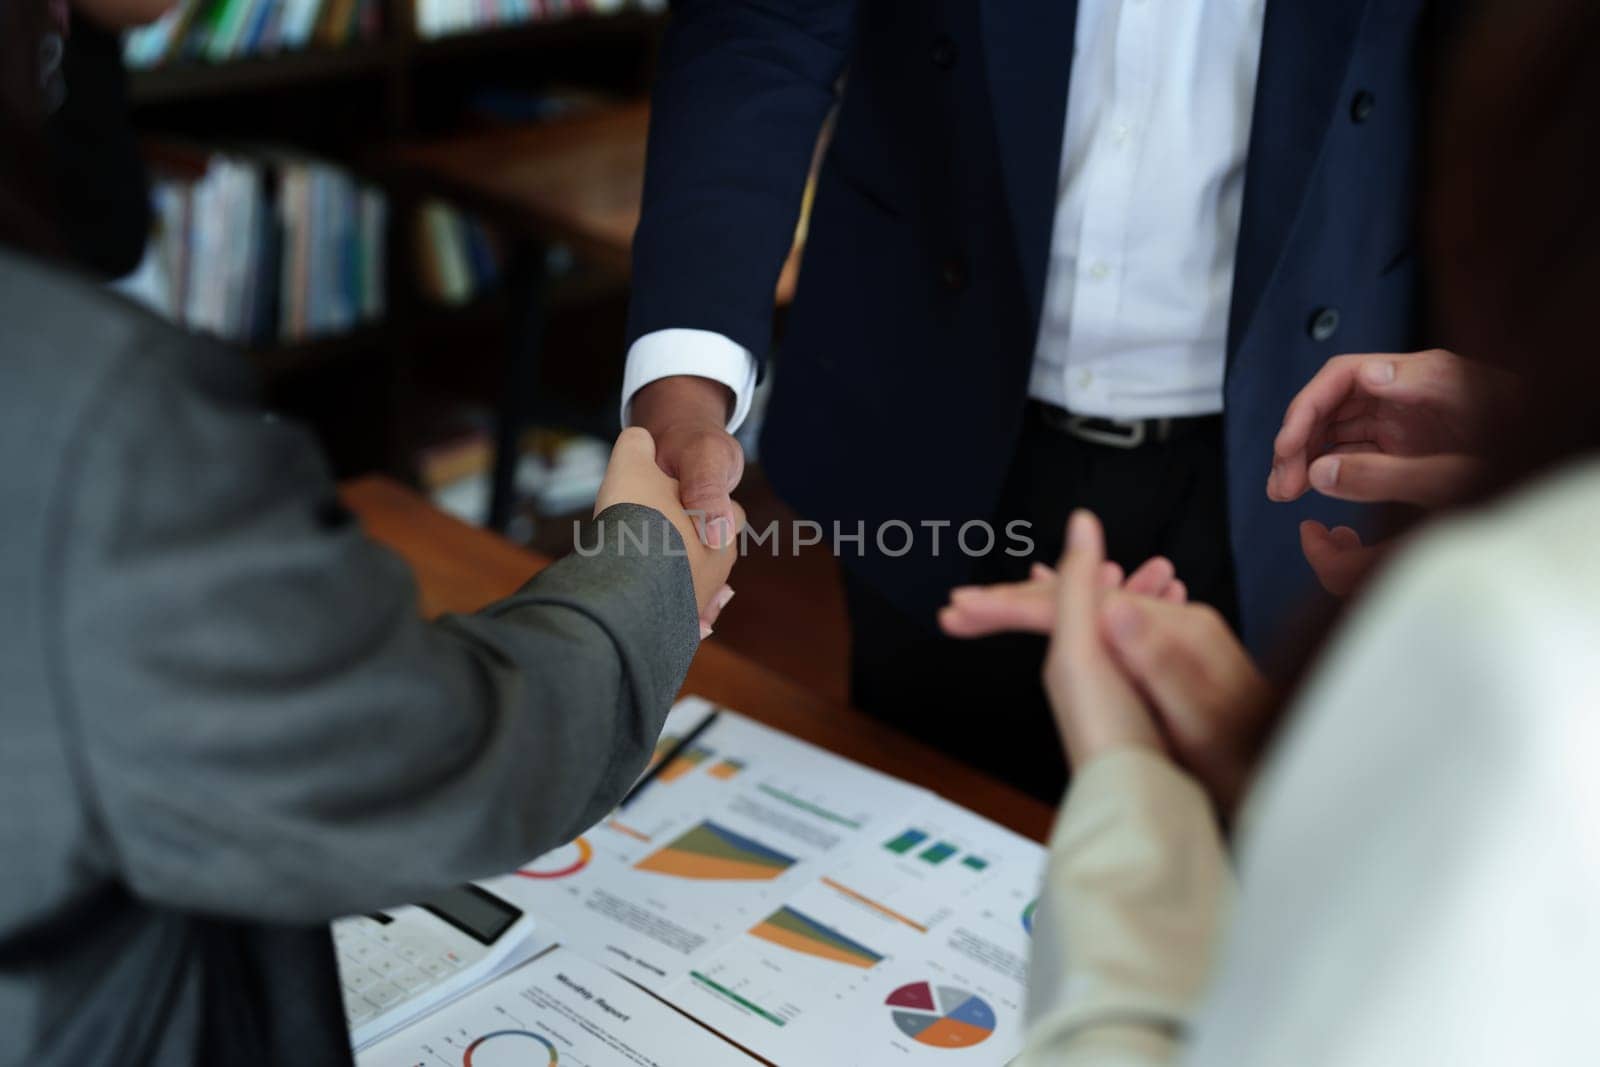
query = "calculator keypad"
xmin=332 ymin=917 xmax=470 ymax=1032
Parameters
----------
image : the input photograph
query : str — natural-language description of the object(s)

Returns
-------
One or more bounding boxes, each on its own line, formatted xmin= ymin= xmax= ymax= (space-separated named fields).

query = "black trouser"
xmin=844 ymin=403 xmax=1238 ymax=803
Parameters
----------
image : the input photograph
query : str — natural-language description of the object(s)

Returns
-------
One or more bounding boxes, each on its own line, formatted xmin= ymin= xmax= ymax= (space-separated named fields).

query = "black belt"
xmin=1030 ymin=400 xmax=1220 ymax=449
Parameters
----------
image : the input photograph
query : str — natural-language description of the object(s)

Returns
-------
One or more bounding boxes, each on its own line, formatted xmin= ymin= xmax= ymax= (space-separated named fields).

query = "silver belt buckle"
xmin=1064 ymin=415 xmax=1152 ymax=449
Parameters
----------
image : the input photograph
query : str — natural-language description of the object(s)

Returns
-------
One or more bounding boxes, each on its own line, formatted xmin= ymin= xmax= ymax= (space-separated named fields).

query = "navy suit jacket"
xmin=629 ymin=0 xmax=1439 ymax=650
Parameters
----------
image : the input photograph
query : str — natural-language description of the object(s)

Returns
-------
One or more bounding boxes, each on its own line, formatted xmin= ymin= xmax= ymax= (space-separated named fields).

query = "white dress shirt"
xmin=622 ymin=0 xmax=1266 ymax=428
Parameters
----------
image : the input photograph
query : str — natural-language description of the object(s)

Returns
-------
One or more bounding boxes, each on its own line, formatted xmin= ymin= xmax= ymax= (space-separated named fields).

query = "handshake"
xmin=593 ymin=427 xmax=745 ymax=640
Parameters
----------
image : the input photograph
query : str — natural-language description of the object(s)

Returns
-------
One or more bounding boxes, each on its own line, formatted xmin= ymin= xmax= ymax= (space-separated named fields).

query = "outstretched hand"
xmin=595 ymin=428 xmax=743 ymax=638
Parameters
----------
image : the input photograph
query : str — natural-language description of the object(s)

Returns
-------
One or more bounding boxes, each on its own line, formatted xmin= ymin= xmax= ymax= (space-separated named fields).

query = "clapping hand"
xmin=1038 ymin=512 xmax=1168 ymax=768
xmin=957 ymin=513 xmax=1273 ymax=815
xmin=1267 ymin=348 xmax=1510 ymax=594
xmin=939 ymin=556 xmax=1186 ymax=638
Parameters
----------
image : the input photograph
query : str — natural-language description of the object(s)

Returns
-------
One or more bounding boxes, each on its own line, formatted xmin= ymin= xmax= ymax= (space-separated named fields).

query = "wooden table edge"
xmin=339 ymin=475 xmax=1055 ymax=843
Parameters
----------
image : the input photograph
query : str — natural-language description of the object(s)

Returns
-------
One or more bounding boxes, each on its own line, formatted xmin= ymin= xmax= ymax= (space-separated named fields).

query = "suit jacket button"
xmin=941 ymin=257 xmax=967 ymax=291
xmin=1351 ymin=90 xmax=1376 ymax=123
xmin=930 ymin=35 xmax=957 ymax=69
xmin=1308 ymin=307 xmax=1341 ymax=342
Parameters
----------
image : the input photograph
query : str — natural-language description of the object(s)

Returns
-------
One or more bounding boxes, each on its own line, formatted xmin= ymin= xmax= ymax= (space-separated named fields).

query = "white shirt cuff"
xmin=620 ymin=329 xmax=759 ymax=433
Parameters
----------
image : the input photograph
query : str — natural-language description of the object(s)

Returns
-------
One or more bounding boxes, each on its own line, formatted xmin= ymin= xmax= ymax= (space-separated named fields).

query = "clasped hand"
xmin=942 ymin=517 xmax=1271 ymax=816
xmin=595 ymin=427 xmax=743 ymax=638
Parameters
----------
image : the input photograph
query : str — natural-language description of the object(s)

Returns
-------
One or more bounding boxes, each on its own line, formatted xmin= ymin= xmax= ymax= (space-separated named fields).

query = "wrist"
xmin=629 ymin=375 xmax=734 ymax=432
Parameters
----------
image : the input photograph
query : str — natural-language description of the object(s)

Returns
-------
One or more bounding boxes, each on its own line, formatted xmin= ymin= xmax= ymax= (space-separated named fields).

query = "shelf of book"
xmin=127 ymin=10 xmax=663 ymax=106
xmin=247 ymin=319 xmax=398 ymax=377
xmin=411 ymin=10 xmax=660 ymax=60
xmin=122 ymin=1 xmax=663 ymax=482
xmin=129 ymin=41 xmax=400 ymax=104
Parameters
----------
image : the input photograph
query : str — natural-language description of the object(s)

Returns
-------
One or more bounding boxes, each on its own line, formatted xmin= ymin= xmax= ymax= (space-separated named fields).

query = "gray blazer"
xmin=0 ymin=250 xmax=699 ymax=1066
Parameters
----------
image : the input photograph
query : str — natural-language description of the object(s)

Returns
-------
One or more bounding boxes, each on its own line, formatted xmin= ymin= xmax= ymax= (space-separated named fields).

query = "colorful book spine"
xmin=118 ymin=152 xmax=387 ymax=347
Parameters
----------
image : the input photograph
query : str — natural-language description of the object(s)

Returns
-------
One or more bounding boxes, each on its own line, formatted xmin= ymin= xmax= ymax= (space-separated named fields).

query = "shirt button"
xmin=1077 ymin=370 xmax=1094 ymax=388
xmin=1350 ymin=90 xmax=1376 ymax=123
xmin=1088 ymin=262 xmax=1110 ymax=280
xmin=930 ymin=35 xmax=957 ymax=70
xmin=1308 ymin=307 xmax=1342 ymax=342
xmin=1111 ymin=123 xmax=1131 ymax=146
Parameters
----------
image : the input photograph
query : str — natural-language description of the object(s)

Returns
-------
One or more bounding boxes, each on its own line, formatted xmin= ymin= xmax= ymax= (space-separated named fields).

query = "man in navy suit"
xmin=623 ymin=0 xmax=1441 ymax=798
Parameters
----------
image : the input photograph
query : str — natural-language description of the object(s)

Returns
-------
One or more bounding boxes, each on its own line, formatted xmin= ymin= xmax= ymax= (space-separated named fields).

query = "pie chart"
xmin=462 ymin=1028 xmax=558 ymax=1065
xmin=516 ymin=837 xmax=593 ymax=880
xmin=885 ymin=981 xmax=996 ymax=1049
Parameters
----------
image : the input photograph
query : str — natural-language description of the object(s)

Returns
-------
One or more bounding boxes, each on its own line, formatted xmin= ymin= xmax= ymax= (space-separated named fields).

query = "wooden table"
xmin=342 ymin=475 xmax=1055 ymax=843
xmin=382 ymin=101 xmax=805 ymax=530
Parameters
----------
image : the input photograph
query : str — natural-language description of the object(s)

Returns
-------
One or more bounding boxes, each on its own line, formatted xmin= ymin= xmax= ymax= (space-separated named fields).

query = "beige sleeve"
xmin=1015 ymin=748 xmax=1234 ymax=1067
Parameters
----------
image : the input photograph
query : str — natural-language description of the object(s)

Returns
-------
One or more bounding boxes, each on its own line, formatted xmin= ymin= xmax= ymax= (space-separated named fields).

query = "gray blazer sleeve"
xmin=46 ymin=325 xmax=700 ymax=923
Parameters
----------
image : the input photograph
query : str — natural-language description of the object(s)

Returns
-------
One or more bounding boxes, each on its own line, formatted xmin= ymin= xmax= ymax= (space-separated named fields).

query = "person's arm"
xmin=628 ymin=0 xmax=853 ymax=367
xmin=1180 ymin=501 xmax=1595 ymax=1067
xmin=1013 ymin=513 xmax=1237 ymax=1064
xmin=49 ymin=325 xmax=700 ymax=923
xmin=623 ymin=0 xmax=856 ymax=537
xmin=1006 ymin=512 xmax=1234 ymax=1065
xmin=1016 ymin=751 xmax=1235 ymax=1067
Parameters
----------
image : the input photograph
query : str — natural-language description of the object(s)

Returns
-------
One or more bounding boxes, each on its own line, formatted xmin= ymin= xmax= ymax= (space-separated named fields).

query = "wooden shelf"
xmin=412 ymin=11 xmax=661 ymax=61
xmin=126 ymin=4 xmax=665 ymax=480
xmin=247 ymin=320 xmax=395 ymax=377
xmin=128 ymin=12 xmax=663 ymax=106
xmin=129 ymin=42 xmax=399 ymax=105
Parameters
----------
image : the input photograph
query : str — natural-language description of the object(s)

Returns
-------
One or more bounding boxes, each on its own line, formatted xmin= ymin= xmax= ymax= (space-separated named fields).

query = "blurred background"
xmin=115 ymin=0 xmax=848 ymax=701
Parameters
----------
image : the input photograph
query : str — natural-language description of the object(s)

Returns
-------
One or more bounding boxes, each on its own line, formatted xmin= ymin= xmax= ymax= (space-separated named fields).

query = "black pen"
xmin=618 ymin=707 xmax=722 ymax=810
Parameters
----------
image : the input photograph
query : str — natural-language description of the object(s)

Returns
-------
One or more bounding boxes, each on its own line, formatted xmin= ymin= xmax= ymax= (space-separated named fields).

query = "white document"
xmin=481 ymin=698 xmax=1050 ymax=1066
xmin=482 ymin=699 xmax=931 ymax=992
xmin=676 ymin=795 xmax=1047 ymax=1066
xmin=356 ymin=946 xmax=759 ymax=1067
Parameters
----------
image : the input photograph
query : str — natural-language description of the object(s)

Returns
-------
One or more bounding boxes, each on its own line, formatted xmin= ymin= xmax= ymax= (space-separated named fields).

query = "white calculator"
xmin=333 ymin=884 xmax=546 ymax=1051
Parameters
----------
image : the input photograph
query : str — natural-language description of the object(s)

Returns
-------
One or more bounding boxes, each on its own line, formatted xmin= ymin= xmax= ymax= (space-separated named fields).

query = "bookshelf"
xmin=126 ymin=5 xmax=664 ymax=118
xmin=129 ymin=40 xmax=400 ymax=105
xmin=124 ymin=0 xmax=667 ymax=482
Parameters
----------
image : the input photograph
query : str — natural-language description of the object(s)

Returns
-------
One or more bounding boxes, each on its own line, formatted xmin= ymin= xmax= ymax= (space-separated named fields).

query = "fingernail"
xmin=1105 ymin=598 xmax=1143 ymax=642
xmin=1068 ymin=510 xmax=1094 ymax=551
xmin=712 ymin=586 xmax=736 ymax=612
xmin=1362 ymin=360 xmax=1396 ymax=385
xmin=699 ymin=622 xmax=714 ymax=640
xmin=1310 ymin=457 xmax=1340 ymax=492
xmin=1267 ymin=461 xmax=1283 ymax=498
xmin=706 ymin=517 xmax=730 ymax=549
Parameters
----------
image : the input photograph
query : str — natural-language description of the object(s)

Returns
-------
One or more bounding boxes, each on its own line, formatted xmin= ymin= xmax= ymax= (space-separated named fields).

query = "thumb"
xmin=1055 ymin=510 xmax=1107 ymax=662
xmin=595 ymin=427 xmax=660 ymax=517
xmin=677 ymin=440 xmax=742 ymax=548
xmin=610 ymin=426 xmax=657 ymax=466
